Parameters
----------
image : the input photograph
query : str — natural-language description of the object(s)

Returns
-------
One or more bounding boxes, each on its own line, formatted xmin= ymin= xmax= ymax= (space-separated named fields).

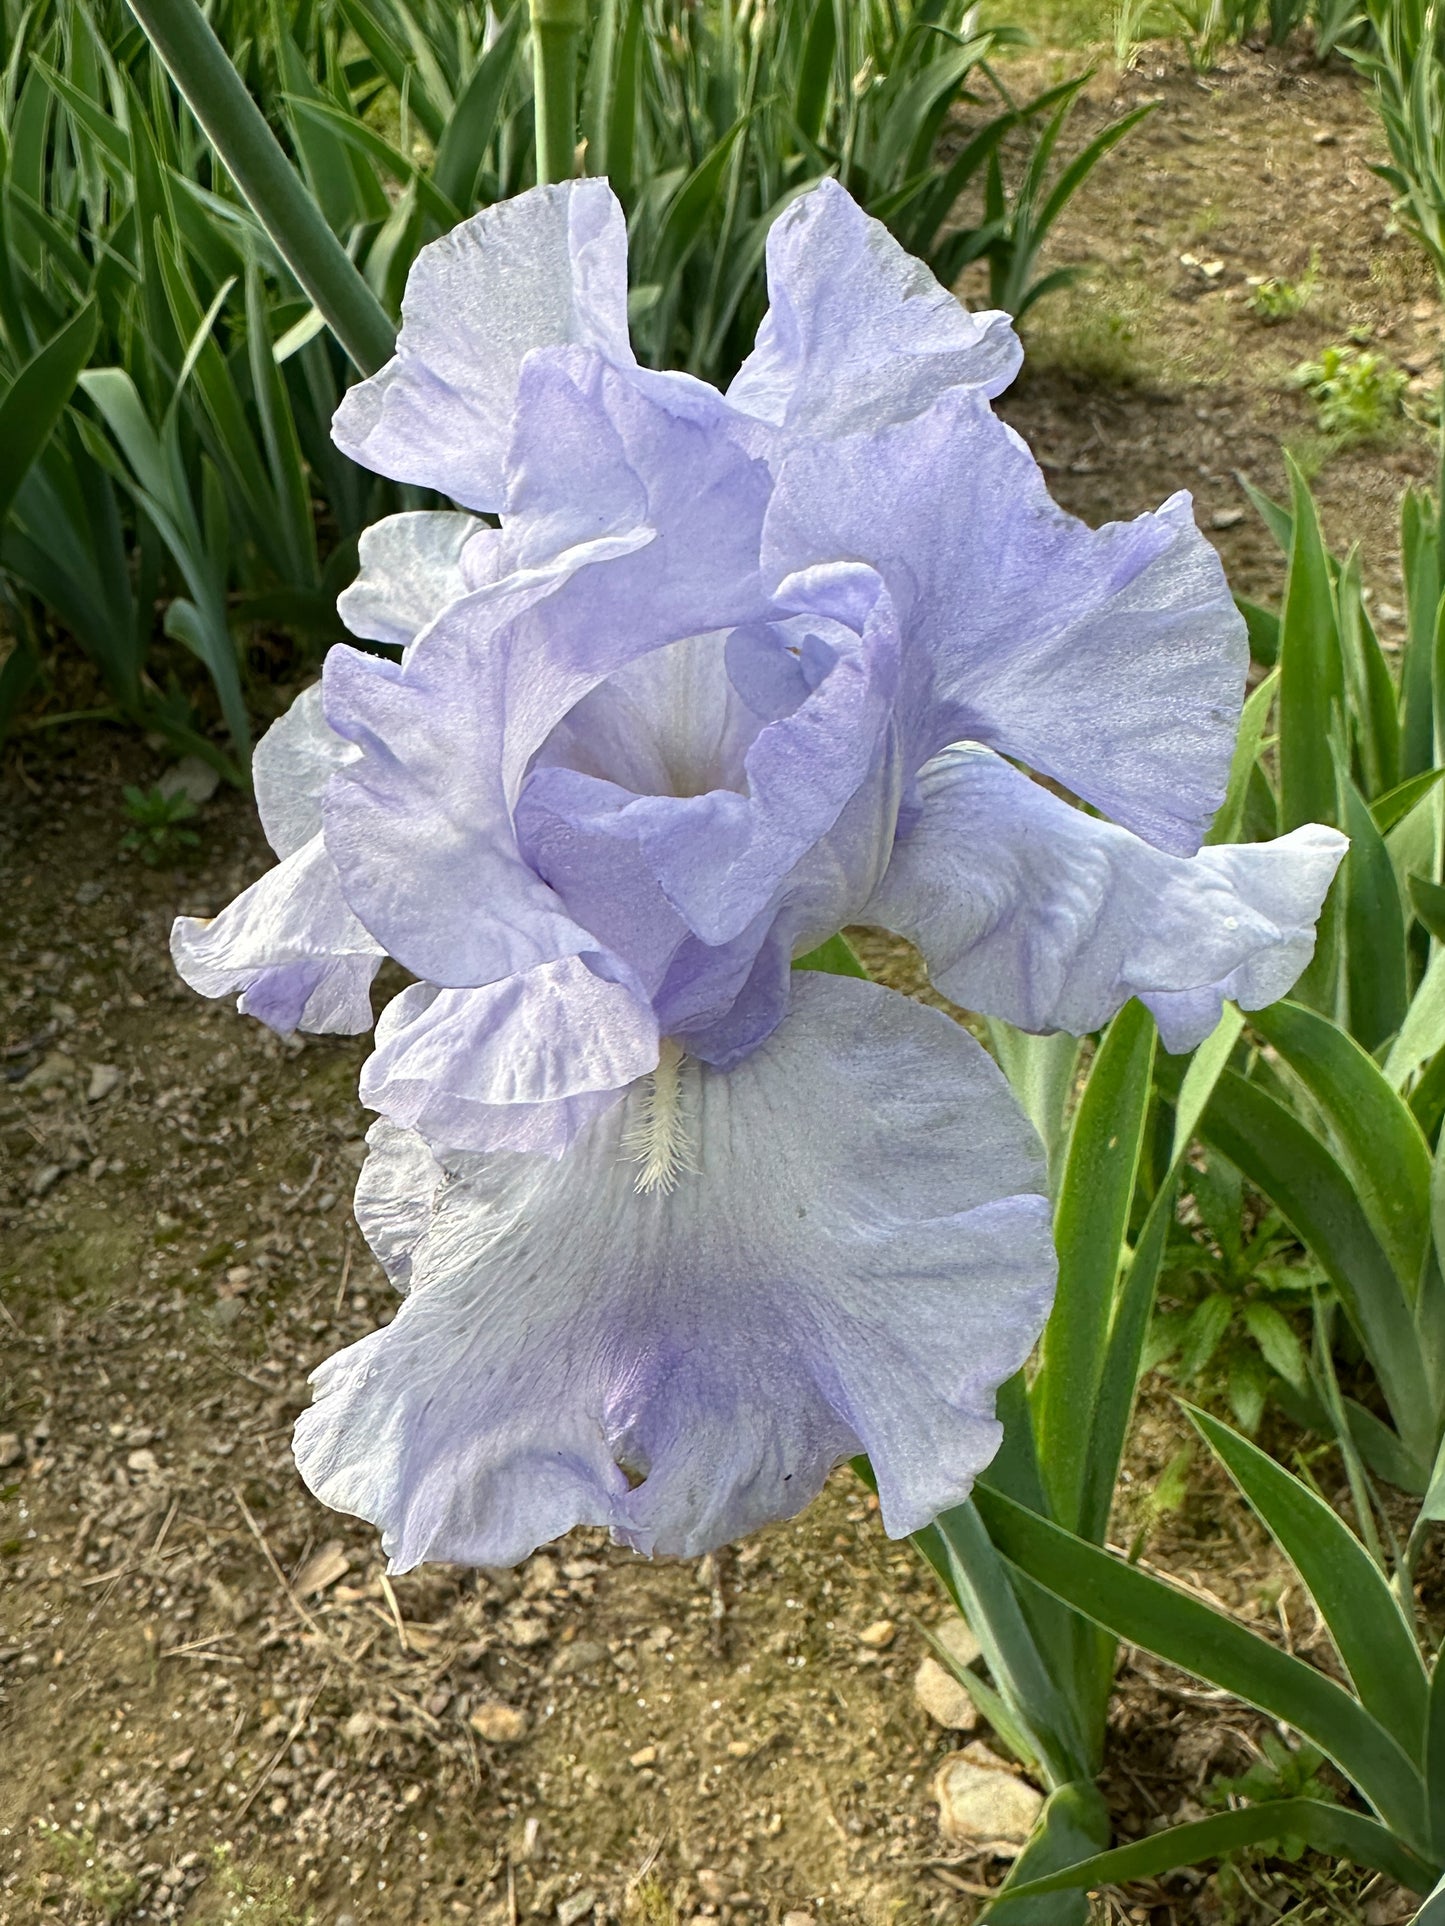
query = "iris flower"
xmin=173 ymin=180 xmax=1344 ymax=1570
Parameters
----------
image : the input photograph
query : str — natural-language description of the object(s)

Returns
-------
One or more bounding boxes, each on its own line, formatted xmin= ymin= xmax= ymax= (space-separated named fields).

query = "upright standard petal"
xmin=728 ymin=178 xmax=1021 ymax=439
xmin=322 ymin=358 xmax=773 ymax=990
xmin=865 ymin=745 xmax=1348 ymax=1052
xmin=360 ymin=962 xmax=659 ymax=1156
xmin=293 ymin=973 xmax=1056 ymax=1569
xmin=332 ymin=180 xmax=633 ymax=509
xmin=764 ymin=389 xmax=1248 ymax=854
xmin=170 ymin=835 xmax=382 ymax=1036
xmin=519 ymin=573 xmax=902 ymax=953
xmin=336 ymin=511 xmax=488 ymax=650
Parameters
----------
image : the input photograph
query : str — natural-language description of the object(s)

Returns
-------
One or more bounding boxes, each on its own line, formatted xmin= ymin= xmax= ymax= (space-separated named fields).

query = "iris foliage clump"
xmin=0 ymin=0 xmax=1143 ymax=771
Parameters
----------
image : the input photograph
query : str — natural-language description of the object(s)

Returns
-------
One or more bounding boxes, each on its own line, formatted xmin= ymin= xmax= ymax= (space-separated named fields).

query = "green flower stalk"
xmin=123 ymin=0 xmax=395 ymax=374
xmin=530 ymin=0 xmax=588 ymax=185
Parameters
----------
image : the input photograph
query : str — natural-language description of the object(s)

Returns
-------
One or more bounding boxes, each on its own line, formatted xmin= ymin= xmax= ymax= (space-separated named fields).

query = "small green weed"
xmin=211 ymin=1844 xmax=316 ymax=1925
xmin=1247 ymin=248 xmax=1320 ymax=322
xmin=1148 ymin=1152 xmax=1319 ymax=1433
xmin=120 ymin=784 xmax=200 ymax=866
xmin=1292 ymin=343 xmax=1408 ymax=440
xmin=38 ymin=1824 xmax=140 ymax=1922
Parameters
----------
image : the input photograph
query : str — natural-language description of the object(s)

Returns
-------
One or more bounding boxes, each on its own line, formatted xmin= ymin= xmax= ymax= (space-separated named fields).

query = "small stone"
xmin=469 ymin=1701 xmax=527 ymax=1745
xmin=167 ymin=1748 xmax=194 ymax=1771
xmin=557 ymin=1892 xmax=596 ymax=1926
xmin=1210 ymin=508 xmax=1245 ymax=531
xmin=696 ymin=1870 xmax=732 ymax=1905
xmin=0 ymin=1434 xmax=23 ymax=1470
xmin=126 ymin=1448 xmax=159 ymax=1476
xmin=1314 ymin=128 xmax=1338 ymax=146
xmin=913 ymin=1657 xmax=977 ymax=1732
xmin=933 ymin=1618 xmax=982 ymax=1670
xmin=23 ymin=1052 xmax=73 ymax=1094
xmin=726 ymin=1739 xmax=751 ymax=1758
xmin=782 ymin=1914 xmax=812 ymax=1926
xmin=506 ymin=1615 xmax=550 ymax=1649
xmin=932 ymin=1750 xmax=1044 ymax=1856
xmin=549 ymin=1638 xmax=608 ymax=1677
xmin=74 ymin=880 xmax=105 ymax=906
xmin=857 ymin=1618 xmax=896 ymax=1649
xmin=86 ymin=1063 xmax=123 ymax=1103
xmin=158 ymin=755 xmax=220 ymax=806
xmin=292 ymin=1540 xmax=350 ymax=1596
xmin=523 ymin=1554 xmax=559 ymax=1595
xmin=29 ymin=1164 xmax=62 ymax=1198
xmin=629 ymin=1745 xmax=658 ymax=1768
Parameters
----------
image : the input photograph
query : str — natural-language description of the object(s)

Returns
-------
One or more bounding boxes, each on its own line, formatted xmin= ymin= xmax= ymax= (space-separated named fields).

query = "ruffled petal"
xmin=292 ymin=972 xmax=1055 ymax=1569
xmin=727 ymin=178 xmax=1020 ymax=438
xmin=252 ymin=682 xmax=358 ymax=860
xmin=764 ymin=389 xmax=1248 ymax=855
xmin=359 ymin=963 xmax=659 ymax=1156
xmin=332 ymin=180 xmax=633 ymax=509
xmin=170 ymin=835 xmax=383 ymax=1035
xmin=519 ymin=570 xmax=902 ymax=952
xmin=865 ymin=745 xmax=1348 ymax=1052
xmin=336 ymin=511 xmax=488 ymax=649
xmin=322 ymin=358 xmax=773 ymax=991
xmin=354 ymin=1118 xmax=447 ymax=1289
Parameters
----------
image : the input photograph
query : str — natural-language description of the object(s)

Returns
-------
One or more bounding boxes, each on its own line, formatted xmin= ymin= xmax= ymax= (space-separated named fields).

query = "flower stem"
xmin=530 ymin=0 xmax=587 ymax=185
xmin=123 ymin=0 xmax=396 ymax=375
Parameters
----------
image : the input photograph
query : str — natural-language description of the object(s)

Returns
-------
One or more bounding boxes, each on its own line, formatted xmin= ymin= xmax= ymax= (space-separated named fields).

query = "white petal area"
xmin=170 ymin=834 xmax=382 ymax=1036
xmin=354 ymin=1118 xmax=447 ymax=1289
xmin=336 ymin=511 xmax=488 ymax=650
xmin=331 ymin=180 xmax=634 ymax=509
xmin=865 ymin=746 xmax=1348 ymax=1053
xmin=359 ymin=964 xmax=659 ymax=1156
xmin=764 ymin=389 xmax=1248 ymax=854
xmin=727 ymin=178 xmax=1021 ymax=438
xmin=252 ymin=681 xmax=359 ymax=860
xmin=293 ymin=973 xmax=1056 ymax=1570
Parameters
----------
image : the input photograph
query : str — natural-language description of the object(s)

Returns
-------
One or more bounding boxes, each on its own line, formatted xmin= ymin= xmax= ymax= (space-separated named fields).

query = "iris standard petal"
xmin=727 ymin=178 xmax=1021 ymax=438
xmin=292 ymin=972 xmax=1055 ymax=1570
xmin=865 ymin=745 xmax=1348 ymax=1052
xmin=336 ymin=511 xmax=488 ymax=650
xmin=519 ymin=578 xmax=901 ymax=953
xmin=331 ymin=180 xmax=633 ymax=510
xmin=322 ymin=361 xmax=773 ymax=990
xmin=170 ymin=835 xmax=382 ymax=1035
xmin=764 ymin=388 xmax=1248 ymax=854
xmin=360 ymin=963 xmax=659 ymax=1156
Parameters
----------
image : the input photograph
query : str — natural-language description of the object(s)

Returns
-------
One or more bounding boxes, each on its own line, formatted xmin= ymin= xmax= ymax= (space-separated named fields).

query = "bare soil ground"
xmin=0 ymin=29 xmax=1437 ymax=1926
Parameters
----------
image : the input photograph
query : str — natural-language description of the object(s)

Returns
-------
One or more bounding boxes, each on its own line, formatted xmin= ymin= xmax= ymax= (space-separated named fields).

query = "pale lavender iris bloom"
xmin=171 ymin=179 xmax=1345 ymax=1569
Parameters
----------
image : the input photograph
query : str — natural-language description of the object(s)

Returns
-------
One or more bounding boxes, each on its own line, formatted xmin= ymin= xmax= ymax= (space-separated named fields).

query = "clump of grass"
xmin=119 ymin=783 xmax=200 ymax=865
xmin=1247 ymin=247 xmax=1320 ymax=322
xmin=211 ymin=1844 xmax=315 ymax=1925
xmin=1292 ymin=342 xmax=1408 ymax=440
xmin=38 ymin=1824 xmax=140 ymax=1923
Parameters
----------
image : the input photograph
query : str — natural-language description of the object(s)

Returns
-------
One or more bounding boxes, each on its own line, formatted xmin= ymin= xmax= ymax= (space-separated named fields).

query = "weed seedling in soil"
xmin=1292 ymin=342 xmax=1408 ymax=441
xmin=1247 ymin=248 xmax=1320 ymax=322
xmin=37 ymin=1823 xmax=140 ymax=1921
xmin=120 ymin=783 xmax=200 ymax=865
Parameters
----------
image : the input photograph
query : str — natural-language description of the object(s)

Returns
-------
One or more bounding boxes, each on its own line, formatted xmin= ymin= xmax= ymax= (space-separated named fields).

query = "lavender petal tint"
xmin=169 ymin=176 xmax=1348 ymax=1565
xmin=292 ymin=974 xmax=1057 ymax=1568
xmin=866 ymin=745 xmax=1348 ymax=1054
